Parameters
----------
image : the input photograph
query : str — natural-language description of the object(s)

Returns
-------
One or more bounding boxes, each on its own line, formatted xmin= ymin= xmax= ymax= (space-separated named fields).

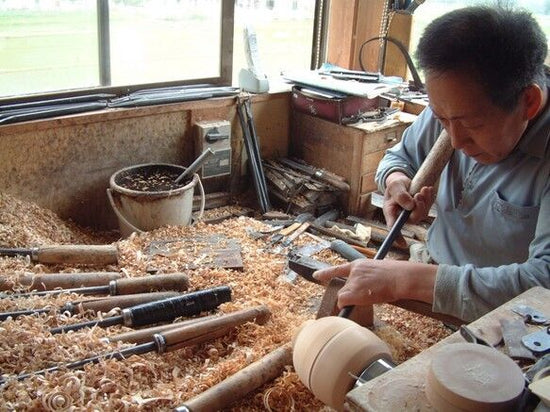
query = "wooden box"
xmin=290 ymin=111 xmax=411 ymax=216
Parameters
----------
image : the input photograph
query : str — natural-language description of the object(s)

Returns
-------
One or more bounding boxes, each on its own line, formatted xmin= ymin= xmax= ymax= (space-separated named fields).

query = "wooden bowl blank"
xmin=425 ymin=343 xmax=525 ymax=412
xmin=292 ymin=316 xmax=392 ymax=411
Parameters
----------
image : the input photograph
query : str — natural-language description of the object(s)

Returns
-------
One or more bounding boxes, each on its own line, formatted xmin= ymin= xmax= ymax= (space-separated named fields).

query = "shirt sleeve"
xmin=375 ymin=107 xmax=444 ymax=192
xmin=433 ymin=176 xmax=550 ymax=321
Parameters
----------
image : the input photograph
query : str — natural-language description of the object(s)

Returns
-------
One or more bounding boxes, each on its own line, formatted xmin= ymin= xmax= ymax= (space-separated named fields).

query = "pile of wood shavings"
xmin=0 ymin=194 xmax=451 ymax=411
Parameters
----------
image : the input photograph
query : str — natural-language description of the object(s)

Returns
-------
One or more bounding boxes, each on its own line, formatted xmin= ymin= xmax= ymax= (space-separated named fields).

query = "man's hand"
xmin=384 ymin=171 xmax=435 ymax=227
xmin=312 ymin=258 xmax=437 ymax=310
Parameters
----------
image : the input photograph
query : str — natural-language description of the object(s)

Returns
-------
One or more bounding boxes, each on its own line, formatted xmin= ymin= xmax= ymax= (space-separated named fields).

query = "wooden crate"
xmin=290 ymin=111 xmax=411 ymax=216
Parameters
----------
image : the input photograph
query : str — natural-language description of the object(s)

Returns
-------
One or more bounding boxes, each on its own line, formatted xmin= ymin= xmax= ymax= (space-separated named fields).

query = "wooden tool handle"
xmin=113 ymin=273 xmax=189 ymax=294
xmin=163 ymin=305 xmax=271 ymax=352
xmin=34 ymin=245 xmax=118 ymax=265
xmin=108 ymin=313 xmax=219 ymax=344
xmin=28 ymin=272 xmax=121 ymax=291
xmin=79 ymin=291 xmax=181 ymax=314
xmin=409 ymin=129 xmax=453 ymax=195
xmin=176 ymin=343 xmax=292 ymax=412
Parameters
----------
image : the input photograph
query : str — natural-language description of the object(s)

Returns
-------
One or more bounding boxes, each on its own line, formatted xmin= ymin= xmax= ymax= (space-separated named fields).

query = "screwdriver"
xmin=0 ymin=273 xmax=189 ymax=299
xmin=50 ymin=285 xmax=231 ymax=334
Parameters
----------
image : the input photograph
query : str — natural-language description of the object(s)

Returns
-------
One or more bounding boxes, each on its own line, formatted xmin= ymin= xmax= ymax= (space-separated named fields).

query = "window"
xmin=0 ymin=0 xmax=316 ymax=103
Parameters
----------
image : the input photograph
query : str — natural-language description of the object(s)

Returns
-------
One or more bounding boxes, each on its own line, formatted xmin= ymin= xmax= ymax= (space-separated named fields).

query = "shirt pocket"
xmin=486 ymin=191 xmax=539 ymax=257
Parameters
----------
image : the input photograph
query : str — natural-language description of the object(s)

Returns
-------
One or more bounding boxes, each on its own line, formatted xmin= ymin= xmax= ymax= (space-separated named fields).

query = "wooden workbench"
xmin=345 ymin=286 xmax=550 ymax=411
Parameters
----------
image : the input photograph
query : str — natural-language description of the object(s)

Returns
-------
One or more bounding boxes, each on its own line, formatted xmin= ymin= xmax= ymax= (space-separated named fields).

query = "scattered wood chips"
xmin=0 ymin=193 xmax=451 ymax=411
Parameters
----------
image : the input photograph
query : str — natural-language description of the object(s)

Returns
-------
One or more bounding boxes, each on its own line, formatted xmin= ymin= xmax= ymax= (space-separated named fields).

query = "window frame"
xmin=0 ymin=0 xmax=235 ymax=105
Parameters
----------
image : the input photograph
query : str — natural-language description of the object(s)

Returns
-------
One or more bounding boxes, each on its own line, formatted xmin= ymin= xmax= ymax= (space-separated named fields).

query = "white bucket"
xmin=107 ymin=163 xmax=205 ymax=237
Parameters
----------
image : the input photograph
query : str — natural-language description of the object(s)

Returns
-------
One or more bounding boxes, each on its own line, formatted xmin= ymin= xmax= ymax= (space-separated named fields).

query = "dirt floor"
xmin=0 ymin=193 xmax=452 ymax=411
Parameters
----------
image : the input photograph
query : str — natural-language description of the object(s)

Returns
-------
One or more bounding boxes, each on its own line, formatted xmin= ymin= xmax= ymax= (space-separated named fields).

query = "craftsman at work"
xmin=314 ymin=6 xmax=550 ymax=322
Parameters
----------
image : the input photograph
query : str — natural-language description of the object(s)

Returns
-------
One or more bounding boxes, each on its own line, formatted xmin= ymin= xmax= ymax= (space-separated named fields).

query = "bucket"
xmin=107 ymin=163 xmax=205 ymax=237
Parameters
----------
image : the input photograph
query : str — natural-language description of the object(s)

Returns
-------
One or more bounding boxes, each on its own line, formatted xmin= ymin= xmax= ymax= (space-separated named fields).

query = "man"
xmin=313 ymin=6 xmax=550 ymax=322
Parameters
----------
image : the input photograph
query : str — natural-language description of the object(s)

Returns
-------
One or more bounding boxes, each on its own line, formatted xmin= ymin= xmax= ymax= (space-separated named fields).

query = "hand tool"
xmin=175 ymin=147 xmax=215 ymax=184
xmin=0 ymin=291 xmax=181 ymax=321
xmin=3 ymin=301 xmax=258 ymax=384
xmin=1 ymin=273 xmax=189 ymax=299
xmin=175 ymin=343 xmax=292 ymax=412
xmin=339 ymin=129 xmax=453 ymax=318
xmin=0 ymin=271 xmax=121 ymax=292
xmin=267 ymin=212 xmax=313 ymax=245
xmin=49 ymin=285 xmax=231 ymax=334
xmin=107 ymin=305 xmax=271 ymax=344
xmin=0 ymin=244 xmax=118 ymax=265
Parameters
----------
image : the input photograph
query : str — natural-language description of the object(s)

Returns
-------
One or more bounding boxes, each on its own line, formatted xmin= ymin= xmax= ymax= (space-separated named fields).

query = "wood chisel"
xmin=0 ymin=244 xmax=118 ymax=265
xmin=0 ymin=273 xmax=189 ymax=299
xmin=0 ymin=291 xmax=182 ymax=321
xmin=49 ymin=285 xmax=231 ymax=334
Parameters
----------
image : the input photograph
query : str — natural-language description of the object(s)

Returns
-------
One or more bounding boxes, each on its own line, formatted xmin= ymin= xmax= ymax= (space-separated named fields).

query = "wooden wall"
xmin=0 ymin=93 xmax=290 ymax=230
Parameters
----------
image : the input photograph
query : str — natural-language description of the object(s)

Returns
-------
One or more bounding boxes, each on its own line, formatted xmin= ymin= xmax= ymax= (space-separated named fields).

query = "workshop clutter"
xmin=263 ymin=157 xmax=349 ymax=216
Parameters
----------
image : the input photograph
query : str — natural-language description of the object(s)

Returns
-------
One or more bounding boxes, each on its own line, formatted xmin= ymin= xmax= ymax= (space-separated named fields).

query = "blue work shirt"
xmin=375 ymin=104 xmax=550 ymax=321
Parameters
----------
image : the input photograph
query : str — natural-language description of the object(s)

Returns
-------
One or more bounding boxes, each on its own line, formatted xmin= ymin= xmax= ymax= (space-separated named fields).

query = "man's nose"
xmin=448 ymin=124 xmax=470 ymax=150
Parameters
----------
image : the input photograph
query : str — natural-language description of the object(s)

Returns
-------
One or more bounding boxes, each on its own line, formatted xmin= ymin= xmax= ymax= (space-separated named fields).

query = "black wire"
xmin=358 ymin=36 xmax=424 ymax=91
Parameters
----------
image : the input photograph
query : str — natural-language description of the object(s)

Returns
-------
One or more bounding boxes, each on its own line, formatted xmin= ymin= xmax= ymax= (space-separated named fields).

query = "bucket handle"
xmin=194 ymin=173 xmax=205 ymax=222
xmin=106 ymin=188 xmax=144 ymax=234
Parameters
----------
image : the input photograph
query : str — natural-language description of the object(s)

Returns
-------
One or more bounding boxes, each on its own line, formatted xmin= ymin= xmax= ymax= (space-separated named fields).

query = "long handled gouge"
xmin=0 ymin=244 xmax=118 ymax=265
xmin=0 ymin=291 xmax=181 ymax=321
xmin=49 ymin=285 xmax=231 ymax=334
xmin=2 ymin=304 xmax=265 ymax=384
xmin=339 ymin=129 xmax=454 ymax=318
xmin=1 ymin=273 xmax=189 ymax=299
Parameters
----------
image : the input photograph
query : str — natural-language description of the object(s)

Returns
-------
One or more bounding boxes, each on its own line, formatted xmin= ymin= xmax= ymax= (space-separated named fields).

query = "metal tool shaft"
xmin=338 ymin=130 xmax=453 ymax=319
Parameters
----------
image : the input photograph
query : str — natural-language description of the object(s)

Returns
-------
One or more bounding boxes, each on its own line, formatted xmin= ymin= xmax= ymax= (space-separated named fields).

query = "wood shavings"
xmin=0 ymin=195 xmax=452 ymax=411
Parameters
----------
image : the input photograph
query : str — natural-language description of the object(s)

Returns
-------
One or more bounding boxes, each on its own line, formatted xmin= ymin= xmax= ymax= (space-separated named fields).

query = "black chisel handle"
xmin=122 ymin=286 xmax=232 ymax=327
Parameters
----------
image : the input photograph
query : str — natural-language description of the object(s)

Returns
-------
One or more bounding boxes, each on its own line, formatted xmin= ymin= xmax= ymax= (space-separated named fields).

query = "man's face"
xmin=426 ymin=70 xmax=529 ymax=164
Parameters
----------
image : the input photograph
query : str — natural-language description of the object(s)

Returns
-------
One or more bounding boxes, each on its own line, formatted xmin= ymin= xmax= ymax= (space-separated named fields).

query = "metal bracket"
xmin=522 ymin=327 xmax=550 ymax=354
xmin=512 ymin=304 xmax=549 ymax=325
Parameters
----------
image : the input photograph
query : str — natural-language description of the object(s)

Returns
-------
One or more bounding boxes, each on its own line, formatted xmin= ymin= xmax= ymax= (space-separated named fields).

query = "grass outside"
xmin=0 ymin=8 xmax=314 ymax=97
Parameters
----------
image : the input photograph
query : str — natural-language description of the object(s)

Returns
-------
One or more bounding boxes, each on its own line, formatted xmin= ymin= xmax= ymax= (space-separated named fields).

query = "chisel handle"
xmin=33 ymin=245 xmax=118 ymax=265
xmin=122 ymin=286 xmax=232 ymax=327
xmin=339 ymin=129 xmax=453 ymax=319
xmin=110 ymin=273 xmax=189 ymax=295
xmin=175 ymin=343 xmax=292 ymax=412
xmin=77 ymin=291 xmax=181 ymax=313
xmin=12 ymin=272 xmax=121 ymax=291
xmin=159 ymin=306 xmax=271 ymax=352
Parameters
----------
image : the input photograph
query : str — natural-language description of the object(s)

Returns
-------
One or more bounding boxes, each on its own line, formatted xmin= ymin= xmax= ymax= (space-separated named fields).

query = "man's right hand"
xmin=384 ymin=171 xmax=434 ymax=228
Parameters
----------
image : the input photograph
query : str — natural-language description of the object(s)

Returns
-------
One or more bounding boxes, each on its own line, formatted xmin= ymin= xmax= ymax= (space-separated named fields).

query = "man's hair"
xmin=416 ymin=6 xmax=547 ymax=110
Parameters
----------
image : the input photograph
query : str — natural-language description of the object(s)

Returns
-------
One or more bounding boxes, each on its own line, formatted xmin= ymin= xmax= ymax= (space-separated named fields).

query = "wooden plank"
xmin=383 ymin=12 xmax=412 ymax=79
xmin=326 ymin=0 xmax=358 ymax=69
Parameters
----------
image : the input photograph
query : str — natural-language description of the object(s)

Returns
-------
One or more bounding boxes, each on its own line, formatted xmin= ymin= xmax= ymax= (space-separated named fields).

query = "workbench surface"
xmin=345 ymin=286 xmax=550 ymax=411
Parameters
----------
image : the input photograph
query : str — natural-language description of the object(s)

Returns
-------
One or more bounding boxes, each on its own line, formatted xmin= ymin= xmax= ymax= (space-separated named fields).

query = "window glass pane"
xmin=0 ymin=1 xmax=98 ymax=97
xmin=233 ymin=0 xmax=315 ymax=87
xmin=109 ymin=0 xmax=222 ymax=86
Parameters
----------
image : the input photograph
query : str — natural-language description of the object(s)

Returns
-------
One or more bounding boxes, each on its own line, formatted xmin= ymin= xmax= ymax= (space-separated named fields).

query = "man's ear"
xmin=523 ymin=84 xmax=544 ymax=120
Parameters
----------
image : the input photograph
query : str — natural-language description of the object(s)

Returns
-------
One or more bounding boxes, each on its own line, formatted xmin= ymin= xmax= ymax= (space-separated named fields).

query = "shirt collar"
xmin=517 ymin=81 xmax=550 ymax=159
